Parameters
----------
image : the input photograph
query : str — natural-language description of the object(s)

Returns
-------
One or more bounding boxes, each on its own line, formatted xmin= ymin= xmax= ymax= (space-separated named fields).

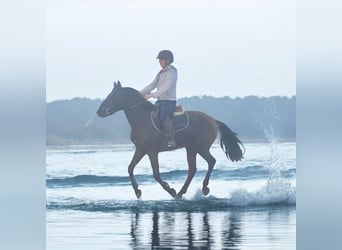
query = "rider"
xmin=140 ymin=50 xmax=177 ymax=148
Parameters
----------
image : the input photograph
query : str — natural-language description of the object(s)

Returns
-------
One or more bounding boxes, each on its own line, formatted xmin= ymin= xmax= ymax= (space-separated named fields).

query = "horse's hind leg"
xmin=128 ymin=150 xmax=145 ymax=198
xmin=176 ymin=148 xmax=197 ymax=199
xmin=148 ymin=152 xmax=177 ymax=198
xmin=198 ymin=149 xmax=216 ymax=196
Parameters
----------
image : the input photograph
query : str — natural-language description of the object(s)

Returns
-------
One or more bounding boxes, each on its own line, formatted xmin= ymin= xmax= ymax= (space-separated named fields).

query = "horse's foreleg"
xmin=148 ymin=152 xmax=176 ymax=198
xmin=199 ymin=149 xmax=216 ymax=196
xmin=176 ymin=148 xmax=197 ymax=199
xmin=128 ymin=150 xmax=145 ymax=198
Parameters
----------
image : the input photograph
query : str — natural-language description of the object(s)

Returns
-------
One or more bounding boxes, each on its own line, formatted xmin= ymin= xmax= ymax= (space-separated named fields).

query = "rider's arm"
xmin=139 ymin=76 xmax=158 ymax=96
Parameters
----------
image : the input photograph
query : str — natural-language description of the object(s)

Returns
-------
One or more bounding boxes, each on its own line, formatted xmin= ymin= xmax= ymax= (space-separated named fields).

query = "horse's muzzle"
xmin=97 ymin=107 xmax=112 ymax=117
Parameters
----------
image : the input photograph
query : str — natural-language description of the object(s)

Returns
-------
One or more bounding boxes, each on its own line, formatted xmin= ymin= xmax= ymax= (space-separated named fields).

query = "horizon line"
xmin=46 ymin=94 xmax=296 ymax=103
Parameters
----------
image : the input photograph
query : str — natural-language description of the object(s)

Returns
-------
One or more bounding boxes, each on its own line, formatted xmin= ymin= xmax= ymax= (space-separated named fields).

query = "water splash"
xmin=264 ymin=126 xmax=287 ymax=177
xmin=228 ymin=177 xmax=295 ymax=206
xmin=47 ymin=193 xmax=295 ymax=212
xmin=85 ymin=113 xmax=96 ymax=128
xmin=226 ymin=121 xmax=296 ymax=206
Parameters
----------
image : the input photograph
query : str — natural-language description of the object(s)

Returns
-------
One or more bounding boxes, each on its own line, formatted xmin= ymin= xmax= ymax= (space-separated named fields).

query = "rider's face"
xmin=159 ymin=59 xmax=168 ymax=68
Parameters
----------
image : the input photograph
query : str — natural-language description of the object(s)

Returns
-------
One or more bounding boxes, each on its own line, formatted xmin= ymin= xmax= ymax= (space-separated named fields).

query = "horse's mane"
xmin=122 ymin=87 xmax=155 ymax=111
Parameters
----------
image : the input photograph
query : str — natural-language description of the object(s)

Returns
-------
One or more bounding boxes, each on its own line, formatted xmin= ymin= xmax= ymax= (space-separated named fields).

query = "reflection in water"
xmin=129 ymin=213 xmax=140 ymax=249
xmin=46 ymin=207 xmax=295 ymax=249
xmin=130 ymin=211 xmax=243 ymax=249
xmin=151 ymin=212 xmax=160 ymax=247
xmin=221 ymin=212 xmax=242 ymax=249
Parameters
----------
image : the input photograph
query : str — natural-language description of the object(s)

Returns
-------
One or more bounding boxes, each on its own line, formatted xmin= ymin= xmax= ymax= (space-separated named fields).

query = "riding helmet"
xmin=156 ymin=50 xmax=174 ymax=63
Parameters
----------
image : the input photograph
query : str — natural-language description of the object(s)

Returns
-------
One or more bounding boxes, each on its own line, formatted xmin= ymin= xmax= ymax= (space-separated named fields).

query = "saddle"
xmin=151 ymin=105 xmax=189 ymax=132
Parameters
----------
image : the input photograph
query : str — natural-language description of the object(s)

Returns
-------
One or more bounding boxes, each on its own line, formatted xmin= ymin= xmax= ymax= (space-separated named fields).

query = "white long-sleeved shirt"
xmin=140 ymin=65 xmax=177 ymax=101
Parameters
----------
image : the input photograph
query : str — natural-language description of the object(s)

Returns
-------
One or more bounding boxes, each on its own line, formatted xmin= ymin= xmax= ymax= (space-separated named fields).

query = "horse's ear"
xmin=113 ymin=81 xmax=117 ymax=88
xmin=117 ymin=81 xmax=122 ymax=88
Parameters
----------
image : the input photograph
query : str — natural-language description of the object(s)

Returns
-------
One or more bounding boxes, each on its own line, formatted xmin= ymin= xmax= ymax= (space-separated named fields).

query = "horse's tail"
xmin=216 ymin=120 xmax=245 ymax=162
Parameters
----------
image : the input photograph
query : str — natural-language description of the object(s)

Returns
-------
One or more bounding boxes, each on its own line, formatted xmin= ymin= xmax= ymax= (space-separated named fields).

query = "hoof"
xmin=135 ymin=189 xmax=142 ymax=199
xmin=202 ymin=186 xmax=210 ymax=196
xmin=170 ymin=188 xmax=177 ymax=198
xmin=175 ymin=193 xmax=183 ymax=200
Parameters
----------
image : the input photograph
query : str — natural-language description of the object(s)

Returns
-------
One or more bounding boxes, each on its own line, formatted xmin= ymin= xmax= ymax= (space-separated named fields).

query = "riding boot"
xmin=163 ymin=118 xmax=177 ymax=148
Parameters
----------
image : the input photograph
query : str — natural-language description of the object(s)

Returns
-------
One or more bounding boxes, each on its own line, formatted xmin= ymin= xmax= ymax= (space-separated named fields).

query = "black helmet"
xmin=156 ymin=50 xmax=174 ymax=63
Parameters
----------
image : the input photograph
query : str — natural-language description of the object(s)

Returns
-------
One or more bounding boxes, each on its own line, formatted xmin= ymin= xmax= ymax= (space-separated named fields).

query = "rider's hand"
xmin=144 ymin=93 xmax=153 ymax=100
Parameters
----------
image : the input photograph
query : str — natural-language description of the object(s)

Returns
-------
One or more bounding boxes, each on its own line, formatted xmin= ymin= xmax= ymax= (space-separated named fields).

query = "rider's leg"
xmin=158 ymin=101 xmax=176 ymax=147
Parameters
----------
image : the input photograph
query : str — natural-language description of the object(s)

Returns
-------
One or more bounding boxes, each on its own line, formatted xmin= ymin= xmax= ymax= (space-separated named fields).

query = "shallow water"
xmin=47 ymin=207 xmax=295 ymax=249
xmin=46 ymin=142 xmax=296 ymax=249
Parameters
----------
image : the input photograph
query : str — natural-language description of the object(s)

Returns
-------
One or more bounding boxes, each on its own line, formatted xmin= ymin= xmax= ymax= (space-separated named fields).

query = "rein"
xmin=124 ymin=101 xmax=144 ymax=110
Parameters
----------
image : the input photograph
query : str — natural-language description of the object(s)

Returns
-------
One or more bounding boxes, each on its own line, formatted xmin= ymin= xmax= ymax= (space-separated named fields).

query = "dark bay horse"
xmin=97 ymin=81 xmax=244 ymax=199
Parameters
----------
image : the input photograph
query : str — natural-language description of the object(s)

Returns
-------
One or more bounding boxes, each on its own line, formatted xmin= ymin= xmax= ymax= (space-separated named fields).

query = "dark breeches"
xmin=157 ymin=100 xmax=176 ymax=127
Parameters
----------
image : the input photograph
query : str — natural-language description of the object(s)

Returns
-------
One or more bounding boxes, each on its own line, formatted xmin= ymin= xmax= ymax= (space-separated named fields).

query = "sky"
xmin=47 ymin=0 xmax=296 ymax=101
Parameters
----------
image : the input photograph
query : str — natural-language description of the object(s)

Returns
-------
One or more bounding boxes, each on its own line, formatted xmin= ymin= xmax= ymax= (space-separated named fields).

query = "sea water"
xmin=46 ymin=142 xmax=296 ymax=249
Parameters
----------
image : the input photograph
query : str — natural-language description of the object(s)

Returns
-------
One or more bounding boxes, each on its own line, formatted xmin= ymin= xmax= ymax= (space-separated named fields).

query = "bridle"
xmin=105 ymin=101 xmax=144 ymax=115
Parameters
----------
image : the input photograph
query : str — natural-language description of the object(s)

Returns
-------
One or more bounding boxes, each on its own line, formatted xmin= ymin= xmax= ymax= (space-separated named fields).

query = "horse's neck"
xmin=123 ymin=106 xmax=152 ymax=129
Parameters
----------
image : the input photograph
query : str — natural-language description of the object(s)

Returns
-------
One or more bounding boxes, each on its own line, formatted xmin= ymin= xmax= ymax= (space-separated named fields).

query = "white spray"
xmin=85 ymin=113 xmax=96 ymax=128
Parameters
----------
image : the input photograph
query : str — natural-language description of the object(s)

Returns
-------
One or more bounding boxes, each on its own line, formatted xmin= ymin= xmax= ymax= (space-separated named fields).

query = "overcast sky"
xmin=47 ymin=0 xmax=295 ymax=101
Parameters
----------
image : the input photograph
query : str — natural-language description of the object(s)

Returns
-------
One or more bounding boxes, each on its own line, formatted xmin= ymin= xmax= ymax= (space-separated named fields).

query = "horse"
xmin=97 ymin=81 xmax=244 ymax=199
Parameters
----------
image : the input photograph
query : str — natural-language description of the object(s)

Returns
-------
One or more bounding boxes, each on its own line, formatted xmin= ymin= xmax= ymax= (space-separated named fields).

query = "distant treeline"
xmin=47 ymin=95 xmax=296 ymax=145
